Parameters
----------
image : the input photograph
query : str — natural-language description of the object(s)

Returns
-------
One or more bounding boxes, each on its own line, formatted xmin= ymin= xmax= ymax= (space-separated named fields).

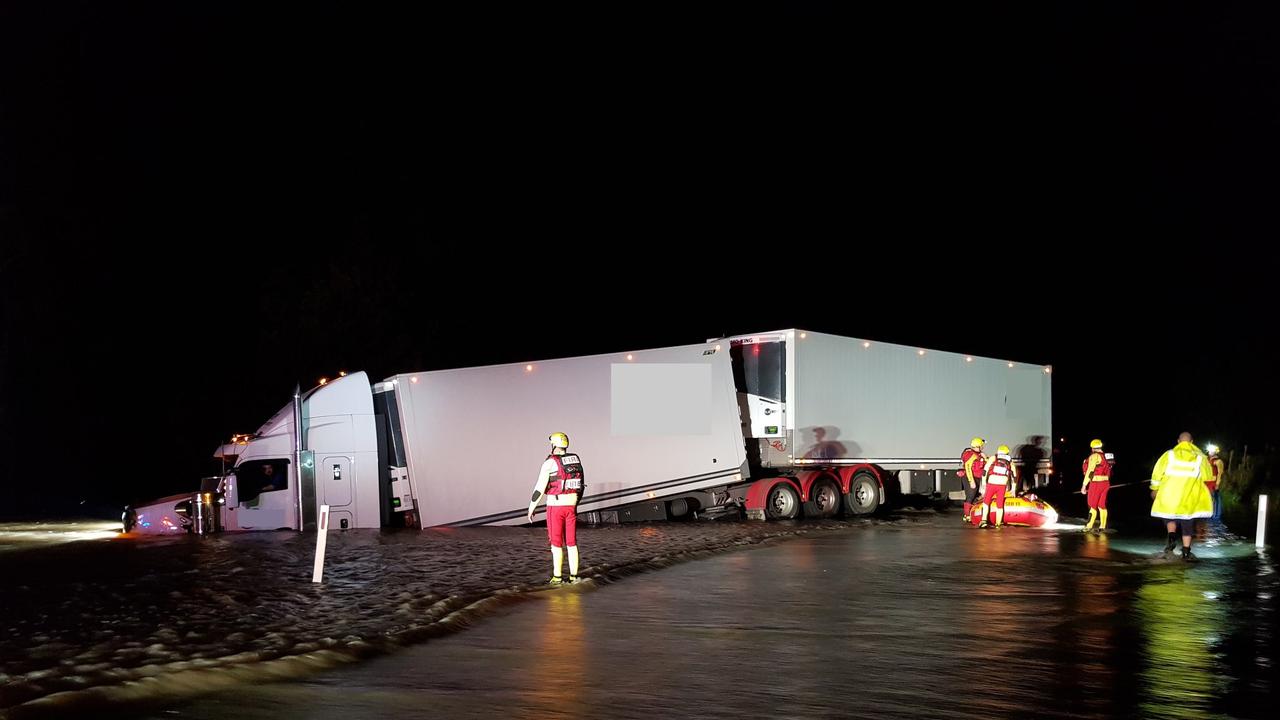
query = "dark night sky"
xmin=2 ymin=3 xmax=1277 ymax=518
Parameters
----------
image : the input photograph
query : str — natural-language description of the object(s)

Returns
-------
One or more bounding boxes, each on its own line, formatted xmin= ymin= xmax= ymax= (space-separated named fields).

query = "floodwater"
xmin=3 ymin=512 xmax=1274 ymax=719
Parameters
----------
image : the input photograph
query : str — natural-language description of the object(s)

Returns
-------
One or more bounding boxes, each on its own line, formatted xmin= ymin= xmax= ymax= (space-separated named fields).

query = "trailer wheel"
xmin=667 ymin=497 xmax=699 ymax=520
xmin=764 ymin=483 xmax=800 ymax=520
xmin=843 ymin=472 xmax=881 ymax=515
xmin=803 ymin=477 xmax=841 ymax=519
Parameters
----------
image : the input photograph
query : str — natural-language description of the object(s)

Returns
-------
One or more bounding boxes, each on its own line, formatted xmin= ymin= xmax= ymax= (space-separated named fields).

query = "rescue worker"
xmin=979 ymin=444 xmax=1017 ymax=528
xmin=528 ymin=432 xmax=586 ymax=584
xmin=1150 ymin=432 xmax=1214 ymax=561
xmin=960 ymin=437 xmax=986 ymax=524
xmin=1206 ymin=444 xmax=1226 ymax=521
xmin=1080 ymin=439 xmax=1113 ymax=532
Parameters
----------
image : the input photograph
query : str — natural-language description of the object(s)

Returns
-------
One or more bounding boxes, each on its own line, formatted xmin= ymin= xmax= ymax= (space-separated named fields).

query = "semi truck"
xmin=123 ymin=330 xmax=1052 ymax=534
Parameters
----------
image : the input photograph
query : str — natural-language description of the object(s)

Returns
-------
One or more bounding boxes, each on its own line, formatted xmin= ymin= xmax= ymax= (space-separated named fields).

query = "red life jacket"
xmin=958 ymin=447 xmax=986 ymax=480
xmin=1082 ymin=450 xmax=1112 ymax=480
xmin=546 ymin=453 xmax=585 ymax=495
xmin=987 ymin=456 xmax=1014 ymax=484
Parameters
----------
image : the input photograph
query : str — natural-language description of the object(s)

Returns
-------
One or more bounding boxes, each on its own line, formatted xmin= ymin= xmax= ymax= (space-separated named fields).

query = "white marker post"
xmin=1257 ymin=495 xmax=1269 ymax=549
xmin=312 ymin=504 xmax=331 ymax=583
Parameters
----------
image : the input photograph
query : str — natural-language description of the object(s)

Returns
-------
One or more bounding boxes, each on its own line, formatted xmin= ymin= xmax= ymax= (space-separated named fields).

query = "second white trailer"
xmin=380 ymin=340 xmax=749 ymax=527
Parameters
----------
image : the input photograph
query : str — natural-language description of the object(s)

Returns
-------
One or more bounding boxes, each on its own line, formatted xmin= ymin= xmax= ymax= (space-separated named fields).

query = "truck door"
xmin=730 ymin=338 xmax=786 ymax=438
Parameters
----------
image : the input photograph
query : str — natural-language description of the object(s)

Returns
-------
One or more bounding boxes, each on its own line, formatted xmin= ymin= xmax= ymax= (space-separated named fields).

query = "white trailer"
xmin=731 ymin=330 xmax=1052 ymax=520
xmin=380 ymin=340 xmax=746 ymax=526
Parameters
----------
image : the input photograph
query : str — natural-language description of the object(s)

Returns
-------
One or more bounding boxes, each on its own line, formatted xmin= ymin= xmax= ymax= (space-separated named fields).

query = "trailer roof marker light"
xmin=626 ymin=354 xmax=633 ymax=361
xmin=799 ymin=332 xmax=807 ymax=339
xmin=714 ymin=344 xmax=721 ymax=352
xmin=1043 ymin=366 xmax=1052 ymax=374
xmin=863 ymin=341 xmax=871 ymax=348
xmin=338 ymin=371 xmax=347 ymax=377
xmin=409 ymin=376 xmax=419 ymax=384
xmin=318 ymin=377 xmax=328 ymax=386
xmin=1007 ymin=362 xmax=1015 ymax=368
xmin=917 ymin=349 xmax=926 ymax=356
xmin=966 ymin=356 xmax=973 ymax=362
xmin=525 ymin=365 xmax=534 ymax=372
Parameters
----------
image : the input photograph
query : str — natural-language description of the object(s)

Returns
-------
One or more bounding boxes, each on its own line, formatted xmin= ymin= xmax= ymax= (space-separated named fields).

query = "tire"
xmin=843 ymin=472 xmax=881 ymax=515
xmin=764 ymin=483 xmax=800 ymax=520
xmin=803 ymin=477 xmax=841 ymax=519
